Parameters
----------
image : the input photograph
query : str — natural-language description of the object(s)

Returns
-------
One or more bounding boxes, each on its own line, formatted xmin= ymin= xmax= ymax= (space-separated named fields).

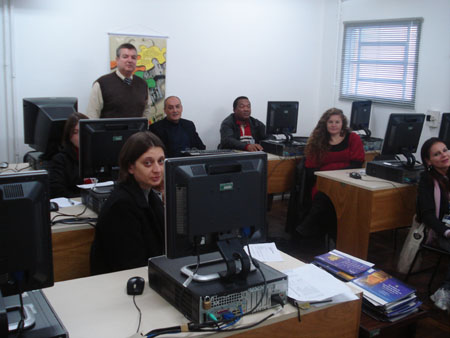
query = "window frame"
xmin=339 ymin=18 xmax=423 ymax=109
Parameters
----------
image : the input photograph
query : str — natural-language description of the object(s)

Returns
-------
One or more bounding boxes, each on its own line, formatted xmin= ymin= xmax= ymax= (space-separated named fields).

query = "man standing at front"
xmin=219 ymin=96 xmax=268 ymax=151
xmin=149 ymin=96 xmax=205 ymax=157
xmin=86 ymin=43 xmax=151 ymax=119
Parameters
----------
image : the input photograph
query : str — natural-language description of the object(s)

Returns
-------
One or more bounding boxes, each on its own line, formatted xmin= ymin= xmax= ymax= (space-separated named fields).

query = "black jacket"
xmin=219 ymin=113 xmax=268 ymax=150
xmin=417 ymin=171 xmax=449 ymax=237
xmin=48 ymin=144 xmax=82 ymax=198
xmin=90 ymin=177 xmax=165 ymax=275
xmin=149 ymin=118 xmax=205 ymax=157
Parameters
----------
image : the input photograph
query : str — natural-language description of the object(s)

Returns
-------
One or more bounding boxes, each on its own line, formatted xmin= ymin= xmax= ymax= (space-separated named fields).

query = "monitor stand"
xmin=180 ymin=257 xmax=256 ymax=283
xmin=180 ymin=238 xmax=256 ymax=283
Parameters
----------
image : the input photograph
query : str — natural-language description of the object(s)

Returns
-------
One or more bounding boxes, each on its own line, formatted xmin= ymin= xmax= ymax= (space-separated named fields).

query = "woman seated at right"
xmin=90 ymin=131 xmax=165 ymax=275
xmin=417 ymin=137 xmax=450 ymax=311
xmin=296 ymin=108 xmax=365 ymax=241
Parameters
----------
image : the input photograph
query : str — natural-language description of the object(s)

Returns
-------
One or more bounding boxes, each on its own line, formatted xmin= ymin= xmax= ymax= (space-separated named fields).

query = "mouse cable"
xmin=51 ymin=203 xmax=90 ymax=223
xmin=132 ymin=295 xmax=142 ymax=334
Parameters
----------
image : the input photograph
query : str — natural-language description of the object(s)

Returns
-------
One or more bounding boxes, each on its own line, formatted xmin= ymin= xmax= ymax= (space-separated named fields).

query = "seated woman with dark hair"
xmin=295 ymin=108 xmax=365 ymax=241
xmin=48 ymin=112 xmax=88 ymax=198
xmin=90 ymin=131 xmax=166 ymax=275
xmin=417 ymin=137 xmax=450 ymax=311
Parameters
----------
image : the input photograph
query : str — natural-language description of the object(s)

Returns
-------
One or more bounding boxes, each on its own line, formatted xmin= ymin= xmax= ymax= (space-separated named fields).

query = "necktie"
xmin=124 ymin=78 xmax=132 ymax=86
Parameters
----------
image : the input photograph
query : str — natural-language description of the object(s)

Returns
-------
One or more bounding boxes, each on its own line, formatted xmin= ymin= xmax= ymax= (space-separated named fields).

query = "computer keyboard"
xmin=180 ymin=149 xmax=236 ymax=156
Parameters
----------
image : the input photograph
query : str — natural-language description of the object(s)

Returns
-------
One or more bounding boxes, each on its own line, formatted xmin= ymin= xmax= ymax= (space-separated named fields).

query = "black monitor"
xmin=164 ymin=152 xmax=267 ymax=279
xmin=0 ymin=171 xmax=53 ymax=334
xmin=23 ymin=97 xmax=78 ymax=160
xmin=381 ymin=113 xmax=425 ymax=167
xmin=350 ymin=100 xmax=372 ymax=137
xmin=438 ymin=113 xmax=450 ymax=148
xmin=266 ymin=101 xmax=299 ymax=142
xmin=79 ymin=118 xmax=148 ymax=181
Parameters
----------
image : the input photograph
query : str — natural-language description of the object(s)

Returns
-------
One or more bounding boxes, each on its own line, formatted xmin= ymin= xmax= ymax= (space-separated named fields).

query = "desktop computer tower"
xmin=148 ymin=253 xmax=288 ymax=324
xmin=366 ymin=160 xmax=424 ymax=184
xmin=261 ymin=140 xmax=306 ymax=157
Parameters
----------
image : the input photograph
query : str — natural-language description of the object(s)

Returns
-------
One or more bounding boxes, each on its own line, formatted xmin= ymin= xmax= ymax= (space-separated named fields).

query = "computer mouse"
xmin=349 ymin=172 xmax=362 ymax=179
xmin=127 ymin=276 xmax=145 ymax=295
xmin=49 ymin=201 xmax=59 ymax=212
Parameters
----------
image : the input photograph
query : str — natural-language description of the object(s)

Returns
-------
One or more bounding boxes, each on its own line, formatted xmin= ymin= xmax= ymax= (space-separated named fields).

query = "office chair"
xmin=405 ymin=235 xmax=450 ymax=295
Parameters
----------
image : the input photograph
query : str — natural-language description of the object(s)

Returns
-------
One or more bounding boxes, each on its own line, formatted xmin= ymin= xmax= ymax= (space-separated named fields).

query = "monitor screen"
xmin=79 ymin=118 xmax=148 ymax=181
xmin=438 ymin=113 xmax=450 ymax=148
xmin=164 ymin=152 xmax=267 ymax=262
xmin=350 ymin=100 xmax=372 ymax=131
xmin=23 ymin=97 xmax=78 ymax=159
xmin=266 ymin=101 xmax=299 ymax=135
xmin=381 ymin=113 xmax=425 ymax=162
xmin=0 ymin=170 xmax=53 ymax=297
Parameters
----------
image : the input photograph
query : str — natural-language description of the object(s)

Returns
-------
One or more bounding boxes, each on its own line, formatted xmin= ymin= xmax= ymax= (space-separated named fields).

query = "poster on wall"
xmin=109 ymin=34 xmax=167 ymax=124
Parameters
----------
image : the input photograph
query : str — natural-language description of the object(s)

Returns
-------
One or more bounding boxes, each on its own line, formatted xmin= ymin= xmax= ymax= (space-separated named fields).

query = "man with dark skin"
xmin=219 ymin=96 xmax=268 ymax=151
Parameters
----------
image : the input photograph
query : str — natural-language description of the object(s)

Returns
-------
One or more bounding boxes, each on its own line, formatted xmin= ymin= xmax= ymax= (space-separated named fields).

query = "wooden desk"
xmin=316 ymin=169 xmax=417 ymax=260
xmin=51 ymin=203 xmax=97 ymax=282
xmin=266 ymin=153 xmax=300 ymax=195
xmin=44 ymin=252 xmax=362 ymax=338
xmin=266 ymin=151 xmax=379 ymax=195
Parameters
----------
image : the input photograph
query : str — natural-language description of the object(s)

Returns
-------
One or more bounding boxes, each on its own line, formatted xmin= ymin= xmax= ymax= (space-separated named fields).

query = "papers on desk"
xmin=284 ymin=264 xmax=358 ymax=303
xmin=77 ymin=181 xmax=114 ymax=189
xmin=244 ymin=242 xmax=283 ymax=262
xmin=50 ymin=197 xmax=81 ymax=208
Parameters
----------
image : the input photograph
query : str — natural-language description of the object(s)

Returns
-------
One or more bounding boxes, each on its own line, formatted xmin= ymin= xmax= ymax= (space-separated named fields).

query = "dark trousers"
xmin=295 ymin=191 xmax=337 ymax=241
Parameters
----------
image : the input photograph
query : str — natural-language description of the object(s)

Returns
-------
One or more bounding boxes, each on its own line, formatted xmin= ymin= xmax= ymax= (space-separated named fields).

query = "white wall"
xmin=1 ymin=0 xmax=329 ymax=161
xmin=321 ymin=0 xmax=450 ymax=158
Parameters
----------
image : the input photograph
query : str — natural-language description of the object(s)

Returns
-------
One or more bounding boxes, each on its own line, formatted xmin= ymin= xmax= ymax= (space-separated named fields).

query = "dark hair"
xmin=305 ymin=108 xmax=350 ymax=164
xmin=233 ymin=96 xmax=249 ymax=111
xmin=420 ymin=137 xmax=450 ymax=193
xmin=62 ymin=112 xmax=88 ymax=148
xmin=116 ymin=43 xmax=137 ymax=57
xmin=118 ymin=131 xmax=165 ymax=183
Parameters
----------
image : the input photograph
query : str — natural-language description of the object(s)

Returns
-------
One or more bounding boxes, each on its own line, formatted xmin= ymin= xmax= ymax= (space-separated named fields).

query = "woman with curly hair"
xmin=296 ymin=108 xmax=365 ymax=241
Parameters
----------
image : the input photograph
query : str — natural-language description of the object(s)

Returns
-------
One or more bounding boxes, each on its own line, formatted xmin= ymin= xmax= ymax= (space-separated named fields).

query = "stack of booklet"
xmin=313 ymin=249 xmax=374 ymax=281
xmin=313 ymin=250 xmax=421 ymax=322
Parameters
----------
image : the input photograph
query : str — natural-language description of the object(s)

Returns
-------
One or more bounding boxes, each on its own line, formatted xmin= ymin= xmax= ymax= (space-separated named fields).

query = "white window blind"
xmin=340 ymin=18 xmax=423 ymax=109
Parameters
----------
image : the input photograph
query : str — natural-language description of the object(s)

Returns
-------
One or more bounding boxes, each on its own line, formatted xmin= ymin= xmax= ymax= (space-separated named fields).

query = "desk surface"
xmin=44 ymin=252 xmax=362 ymax=338
xmin=316 ymin=169 xmax=412 ymax=191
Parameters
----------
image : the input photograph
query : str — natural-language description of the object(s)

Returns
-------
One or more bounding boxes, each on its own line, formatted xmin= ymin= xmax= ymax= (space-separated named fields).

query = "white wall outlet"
xmin=426 ymin=110 xmax=440 ymax=128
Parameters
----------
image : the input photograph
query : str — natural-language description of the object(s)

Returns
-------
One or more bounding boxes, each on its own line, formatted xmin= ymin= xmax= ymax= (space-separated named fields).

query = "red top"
xmin=306 ymin=132 xmax=365 ymax=197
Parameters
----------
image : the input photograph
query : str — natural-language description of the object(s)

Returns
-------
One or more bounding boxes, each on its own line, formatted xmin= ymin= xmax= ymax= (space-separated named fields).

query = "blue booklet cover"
xmin=314 ymin=251 xmax=372 ymax=276
xmin=352 ymin=270 xmax=416 ymax=305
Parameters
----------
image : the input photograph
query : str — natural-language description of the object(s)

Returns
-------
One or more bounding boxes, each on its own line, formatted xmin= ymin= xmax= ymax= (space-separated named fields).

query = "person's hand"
xmin=245 ymin=144 xmax=263 ymax=152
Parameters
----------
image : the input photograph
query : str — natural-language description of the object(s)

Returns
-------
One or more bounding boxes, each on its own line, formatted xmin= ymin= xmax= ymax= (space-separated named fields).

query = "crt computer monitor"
xmin=164 ymin=152 xmax=267 ymax=279
xmin=350 ymin=100 xmax=372 ymax=137
xmin=23 ymin=97 xmax=78 ymax=160
xmin=438 ymin=113 xmax=450 ymax=148
xmin=79 ymin=118 xmax=148 ymax=181
xmin=381 ymin=113 xmax=425 ymax=166
xmin=266 ymin=101 xmax=299 ymax=141
xmin=0 ymin=171 xmax=53 ymax=334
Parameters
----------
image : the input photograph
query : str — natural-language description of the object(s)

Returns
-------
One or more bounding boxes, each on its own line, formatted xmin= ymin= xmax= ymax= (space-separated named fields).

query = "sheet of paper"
xmin=283 ymin=264 xmax=352 ymax=302
xmin=77 ymin=181 xmax=114 ymax=189
xmin=244 ymin=242 xmax=283 ymax=262
xmin=50 ymin=197 xmax=82 ymax=208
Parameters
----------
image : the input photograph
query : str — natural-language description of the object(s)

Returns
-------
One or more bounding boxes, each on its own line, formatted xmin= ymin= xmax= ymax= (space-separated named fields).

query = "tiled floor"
xmin=267 ymin=198 xmax=450 ymax=338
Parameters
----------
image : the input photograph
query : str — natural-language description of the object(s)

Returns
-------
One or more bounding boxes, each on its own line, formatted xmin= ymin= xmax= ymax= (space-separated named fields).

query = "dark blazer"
xmin=149 ymin=117 xmax=205 ymax=157
xmin=90 ymin=177 xmax=165 ymax=275
xmin=48 ymin=144 xmax=82 ymax=198
xmin=417 ymin=171 xmax=449 ymax=237
xmin=219 ymin=113 xmax=268 ymax=150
